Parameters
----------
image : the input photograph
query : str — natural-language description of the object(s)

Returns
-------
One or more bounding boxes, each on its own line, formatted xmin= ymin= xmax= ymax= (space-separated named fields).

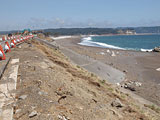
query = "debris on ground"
xmin=29 ymin=110 xmax=38 ymax=118
xmin=111 ymin=98 xmax=124 ymax=108
xmin=0 ymin=39 xmax=159 ymax=120
xmin=18 ymin=95 xmax=27 ymax=100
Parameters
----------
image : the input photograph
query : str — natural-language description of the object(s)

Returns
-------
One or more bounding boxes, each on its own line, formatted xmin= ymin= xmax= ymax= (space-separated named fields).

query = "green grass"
xmin=121 ymin=94 xmax=126 ymax=99
xmin=91 ymin=73 xmax=95 ymax=77
xmin=76 ymin=65 xmax=80 ymax=68
xmin=100 ymin=79 xmax=106 ymax=84
xmin=108 ymin=87 xmax=114 ymax=91
xmin=144 ymin=104 xmax=160 ymax=113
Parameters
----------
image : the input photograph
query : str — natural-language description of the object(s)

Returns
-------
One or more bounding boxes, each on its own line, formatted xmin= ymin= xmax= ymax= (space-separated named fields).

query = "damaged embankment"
xmin=2 ymin=39 xmax=159 ymax=119
xmin=33 ymin=40 xmax=160 ymax=119
xmin=34 ymin=40 xmax=102 ymax=88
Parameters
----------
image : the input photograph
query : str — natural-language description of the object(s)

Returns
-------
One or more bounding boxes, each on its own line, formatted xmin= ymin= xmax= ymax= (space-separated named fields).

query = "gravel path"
xmin=59 ymin=46 xmax=125 ymax=84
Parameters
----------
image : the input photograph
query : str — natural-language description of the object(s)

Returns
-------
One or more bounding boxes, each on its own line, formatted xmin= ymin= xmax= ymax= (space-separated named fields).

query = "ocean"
xmin=79 ymin=34 xmax=160 ymax=51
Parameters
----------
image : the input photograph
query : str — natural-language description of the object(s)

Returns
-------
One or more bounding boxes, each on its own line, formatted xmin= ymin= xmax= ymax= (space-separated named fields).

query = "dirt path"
xmin=55 ymin=45 xmax=125 ymax=84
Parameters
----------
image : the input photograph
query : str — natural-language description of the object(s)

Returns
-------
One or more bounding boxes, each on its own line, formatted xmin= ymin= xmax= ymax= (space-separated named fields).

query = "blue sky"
xmin=0 ymin=0 xmax=160 ymax=31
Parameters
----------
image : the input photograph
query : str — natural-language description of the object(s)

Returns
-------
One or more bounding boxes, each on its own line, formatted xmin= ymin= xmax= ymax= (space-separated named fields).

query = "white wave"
xmin=89 ymin=35 xmax=99 ymax=37
xmin=140 ymin=49 xmax=153 ymax=52
xmin=80 ymin=37 xmax=154 ymax=51
xmin=79 ymin=37 xmax=125 ymax=50
xmin=94 ymin=42 xmax=125 ymax=50
xmin=82 ymin=37 xmax=92 ymax=41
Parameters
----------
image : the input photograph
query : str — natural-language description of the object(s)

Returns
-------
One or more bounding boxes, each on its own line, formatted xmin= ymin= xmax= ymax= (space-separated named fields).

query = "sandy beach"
xmin=53 ymin=36 xmax=160 ymax=106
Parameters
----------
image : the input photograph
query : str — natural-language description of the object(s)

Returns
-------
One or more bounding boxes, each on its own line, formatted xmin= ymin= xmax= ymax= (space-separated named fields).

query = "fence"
xmin=0 ymin=34 xmax=34 ymax=60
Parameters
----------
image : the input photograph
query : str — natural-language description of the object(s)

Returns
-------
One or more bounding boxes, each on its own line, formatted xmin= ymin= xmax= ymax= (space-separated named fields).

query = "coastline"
xmin=88 ymin=33 xmax=160 ymax=36
xmin=80 ymin=33 xmax=160 ymax=39
xmin=54 ymin=36 xmax=160 ymax=106
xmin=80 ymin=34 xmax=160 ymax=52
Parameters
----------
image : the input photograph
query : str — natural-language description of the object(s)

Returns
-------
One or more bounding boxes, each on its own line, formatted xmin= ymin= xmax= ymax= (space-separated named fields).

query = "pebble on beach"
xmin=18 ymin=95 xmax=27 ymax=100
xmin=111 ymin=98 xmax=124 ymax=108
xmin=106 ymin=49 xmax=110 ymax=53
xmin=29 ymin=110 xmax=38 ymax=118
xmin=111 ymin=51 xmax=116 ymax=57
xmin=156 ymin=68 xmax=160 ymax=71
xmin=100 ymin=52 xmax=105 ymax=55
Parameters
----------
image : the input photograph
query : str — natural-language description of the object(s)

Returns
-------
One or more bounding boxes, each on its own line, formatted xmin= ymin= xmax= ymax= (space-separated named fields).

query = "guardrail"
xmin=35 ymin=37 xmax=59 ymax=49
xmin=0 ymin=34 xmax=34 ymax=60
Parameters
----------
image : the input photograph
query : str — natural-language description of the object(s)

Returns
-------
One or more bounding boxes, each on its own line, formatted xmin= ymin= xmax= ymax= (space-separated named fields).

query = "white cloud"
xmin=1 ymin=17 xmax=160 ymax=31
xmin=24 ymin=17 xmax=115 ymax=30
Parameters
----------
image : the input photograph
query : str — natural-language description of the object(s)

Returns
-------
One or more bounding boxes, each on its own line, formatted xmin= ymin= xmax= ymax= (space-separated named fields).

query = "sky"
xmin=0 ymin=0 xmax=160 ymax=31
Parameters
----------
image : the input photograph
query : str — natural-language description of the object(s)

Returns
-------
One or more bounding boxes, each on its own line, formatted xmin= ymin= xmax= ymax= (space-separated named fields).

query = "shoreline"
xmin=4 ymin=37 xmax=159 ymax=120
xmin=53 ymin=36 xmax=160 ymax=106
xmin=80 ymin=33 xmax=160 ymax=39
xmin=78 ymin=38 xmax=153 ymax=53
xmin=79 ymin=35 xmax=160 ymax=52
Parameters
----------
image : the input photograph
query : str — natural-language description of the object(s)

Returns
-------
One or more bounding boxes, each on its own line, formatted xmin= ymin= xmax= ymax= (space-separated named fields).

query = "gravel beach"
xmin=54 ymin=36 xmax=160 ymax=106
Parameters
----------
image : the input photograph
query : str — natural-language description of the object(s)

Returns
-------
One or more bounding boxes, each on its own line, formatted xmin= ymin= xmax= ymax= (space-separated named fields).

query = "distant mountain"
xmin=0 ymin=26 xmax=160 ymax=35
xmin=43 ymin=28 xmax=119 ymax=35
xmin=43 ymin=27 xmax=160 ymax=35
xmin=134 ymin=26 xmax=160 ymax=34
xmin=0 ymin=30 xmax=19 ymax=35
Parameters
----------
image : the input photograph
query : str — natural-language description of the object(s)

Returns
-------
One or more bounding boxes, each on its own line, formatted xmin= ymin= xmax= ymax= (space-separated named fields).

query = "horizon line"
xmin=0 ymin=25 xmax=160 ymax=32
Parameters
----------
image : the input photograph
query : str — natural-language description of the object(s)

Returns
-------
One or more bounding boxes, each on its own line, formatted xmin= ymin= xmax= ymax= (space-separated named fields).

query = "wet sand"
xmin=54 ymin=36 xmax=160 ymax=106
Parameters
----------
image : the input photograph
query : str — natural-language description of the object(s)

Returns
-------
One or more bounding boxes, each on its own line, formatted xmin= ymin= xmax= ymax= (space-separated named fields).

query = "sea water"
xmin=79 ymin=34 xmax=160 ymax=51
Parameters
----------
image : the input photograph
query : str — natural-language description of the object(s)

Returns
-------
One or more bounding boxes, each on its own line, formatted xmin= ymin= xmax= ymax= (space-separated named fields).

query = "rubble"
xmin=38 ymin=91 xmax=48 ymax=96
xmin=15 ymin=109 xmax=21 ymax=114
xmin=156 ymin=68 xmax=160 ymax=71
xmin=111 ymin=51 xmax=116 ymax=57
xmin=106 ymin=49 xmax=110 ymax=53
xmin=123 ymin=70 xmax=128 ymax=73
xmin=100 ymin=52 xmax=105 ymax=55
xmin=29 ymin=110 xmax=38 ymax=118
xmin=18 ymin=95 xmax=27 ymax=100
xmin=111 ymin=98 xmax=124 ymax=108
xmin=120 ymin=81 xmax=142 ymax=91
xmin=124 ymin=85 xmax=136 ymax=91
xmin=58 ymin=115 xmax=69 ymax=120
xmin=18 ymin=46 xmax=21 ymax=49
xmin=116 ymin=83 xmax=120 ymax=86
xmin=24 ymin=61 xmax=29 ymax=64
xmin=135 ymin=82 xmax=142 ymax=87
xmin=29 ymin=44 xmax=33 ymax=47
xmin=153 ymin=47 xmax=160 ymax=52
xmin=2 ymin=39 xmax=158 ymax=120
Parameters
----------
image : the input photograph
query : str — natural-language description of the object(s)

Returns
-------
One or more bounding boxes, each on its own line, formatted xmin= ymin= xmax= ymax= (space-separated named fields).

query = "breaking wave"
xmin=140 ymin=49 xmax=153 ymax=52
xmin=78 ymin=37 xmax=125 ymax=50
xmin=78 ymin=35 xmax=160 ymax=52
